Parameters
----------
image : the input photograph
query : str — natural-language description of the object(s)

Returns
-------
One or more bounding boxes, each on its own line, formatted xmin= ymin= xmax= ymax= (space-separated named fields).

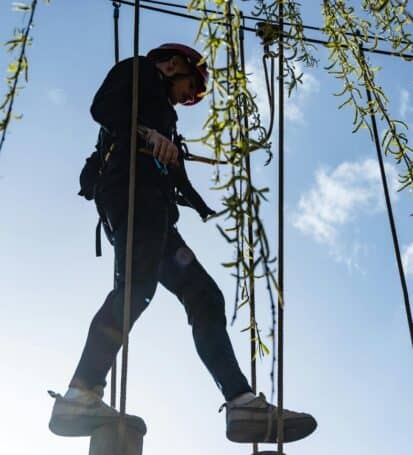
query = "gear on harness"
xmin=78 ymin=126 xmax=216 ymax=256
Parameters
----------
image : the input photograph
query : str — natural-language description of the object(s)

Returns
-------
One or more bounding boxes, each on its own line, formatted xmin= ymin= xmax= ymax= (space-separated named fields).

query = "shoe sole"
xmin=49 ymin=414 xmax=147 ymax=437
xmin=227 ymin=415 xmax=317 ymax=443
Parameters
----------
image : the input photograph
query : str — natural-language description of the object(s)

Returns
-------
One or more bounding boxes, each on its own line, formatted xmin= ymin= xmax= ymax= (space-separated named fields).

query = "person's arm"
xmin=171 ymin=158 xmax=216 ymax=220
xmin=90 ymin=58 xmax=134 ymax=141
xmin=138 ymin=125 xmax=178 ymax=166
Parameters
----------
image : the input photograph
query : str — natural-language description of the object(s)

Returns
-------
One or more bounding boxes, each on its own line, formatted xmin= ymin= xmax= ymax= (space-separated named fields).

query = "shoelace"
xmin=218 ymin=392 xmax=267 ymax=413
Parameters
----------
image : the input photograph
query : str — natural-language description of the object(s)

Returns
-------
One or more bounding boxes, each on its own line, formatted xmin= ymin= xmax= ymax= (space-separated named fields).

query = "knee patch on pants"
xmin=174 ymin=247 xmax=195 ymax=268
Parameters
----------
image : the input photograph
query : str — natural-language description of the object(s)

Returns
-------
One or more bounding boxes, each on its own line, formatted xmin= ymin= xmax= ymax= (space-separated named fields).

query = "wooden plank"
xmin=89 ymin=418 xmax=146 ymax=455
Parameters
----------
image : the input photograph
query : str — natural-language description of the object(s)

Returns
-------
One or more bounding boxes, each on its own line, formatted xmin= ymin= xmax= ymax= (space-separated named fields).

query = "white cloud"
xmin=47 ymin=88 xmax=67 ymax=106
xmin=400 ymin=89 xmax=413 ymax=117
xmin=292 ymin=158 xmax=400 ymax=269
xmin=402 ymin=243 xmax=413 ymax=277
xmin=246 ymin=57 xmax=319 ymax=126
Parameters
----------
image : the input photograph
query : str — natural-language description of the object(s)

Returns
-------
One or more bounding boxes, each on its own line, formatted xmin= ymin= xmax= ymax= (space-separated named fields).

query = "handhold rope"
xmin=119 ymin=0 xmax=141 ymax=421
xmin=109 ymin=0 xmax=122 ymax=411
xmin=276 ymin=4 xmax=285 ymax=454
xmin=239 ymin=14 xmax=258 ymax=455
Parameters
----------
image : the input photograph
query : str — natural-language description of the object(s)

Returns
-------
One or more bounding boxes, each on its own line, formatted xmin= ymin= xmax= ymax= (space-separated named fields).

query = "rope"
xmin=120 ymin=0 xmax=141 ymax=419
xmin=110 ymin=0 xmax=121 ymax=410
xmin=277 ymin=3 xmax=285 ymax=454
xmin=113 ymin=2 xmax=121 ymax=63
xmin=358 ymin=39 xmax=413 ymax=350
xmin=239 ymin=13 xmax=259 ymax=455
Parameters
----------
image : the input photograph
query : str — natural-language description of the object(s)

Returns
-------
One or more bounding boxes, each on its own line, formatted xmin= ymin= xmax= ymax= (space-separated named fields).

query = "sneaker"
xmin=221 ymin=392 xmax=317 ymax=443
xmin=48 ymin=389 xmax=146 ymax=437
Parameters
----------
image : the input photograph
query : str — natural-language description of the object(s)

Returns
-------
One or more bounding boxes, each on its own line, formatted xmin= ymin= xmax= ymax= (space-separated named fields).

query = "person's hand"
xmin=146 ymin=129 xmax=179 ymax=166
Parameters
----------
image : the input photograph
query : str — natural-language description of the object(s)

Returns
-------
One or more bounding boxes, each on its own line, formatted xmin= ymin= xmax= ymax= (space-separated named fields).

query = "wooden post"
xmin=89 ymin=417 xmax=146 ymax=455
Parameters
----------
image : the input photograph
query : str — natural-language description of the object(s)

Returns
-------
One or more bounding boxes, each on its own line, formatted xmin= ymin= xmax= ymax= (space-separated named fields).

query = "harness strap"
xmin=95 ymin=218 xmax=103 ymax=257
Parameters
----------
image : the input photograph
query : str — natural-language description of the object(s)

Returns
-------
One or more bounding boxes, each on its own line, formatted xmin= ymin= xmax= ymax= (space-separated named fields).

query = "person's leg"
xmin=157 ymin=227 xmax=317 ymax=444
xmin=158 ymin=226 xmax=252 ymax=402
xmin=70 ymin=186 xmax=169 ymax=390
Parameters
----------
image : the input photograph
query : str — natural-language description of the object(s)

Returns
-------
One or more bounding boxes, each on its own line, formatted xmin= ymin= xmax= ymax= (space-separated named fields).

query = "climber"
xmin=48 ymin=43 xmax=317 ymax=444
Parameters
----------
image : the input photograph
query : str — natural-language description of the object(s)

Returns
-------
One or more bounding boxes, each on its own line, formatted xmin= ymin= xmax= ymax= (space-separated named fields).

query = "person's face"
xmin=169 ymin=73 xmax=198 ymax=105
xmin=156 ymin=55 xmax=199 ymax=105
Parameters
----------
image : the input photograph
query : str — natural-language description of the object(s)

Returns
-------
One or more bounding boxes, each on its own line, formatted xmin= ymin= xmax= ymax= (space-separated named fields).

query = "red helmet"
xmin=147 ymin=43 xmax=209 ymax=106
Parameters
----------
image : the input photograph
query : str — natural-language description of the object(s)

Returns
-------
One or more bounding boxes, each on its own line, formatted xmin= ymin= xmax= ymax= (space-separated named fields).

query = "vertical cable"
xmin=120 ymin=0 xmax=141 ymax=418
xmin=358 ymin=37 xmax=413 ymax=350
xmin=113 ymin=2 xmax=121 ymax=63
xmin=225 ymin=1 xmax=241 ymax=326
xmin=239 ymin=12 xmax=258 ymax=455
xmin=110 ymin=1 xmax=121 ymax=410
xmin=277 ymin=3 xmax=285 ymax=454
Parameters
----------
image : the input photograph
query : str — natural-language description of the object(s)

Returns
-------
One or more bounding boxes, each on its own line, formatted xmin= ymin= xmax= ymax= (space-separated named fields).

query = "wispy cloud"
xmin=400 ymin=89 xmax=413 ymax=118
xmin=47 ymin=88 xmax=67 ymax=106
xmin=292 ymin=158 xmax=399 ymax=269
xmin=246 ymin=57 xmax=319 ymax=126
xmin=402 ymin=243 xmax=413 ymax=277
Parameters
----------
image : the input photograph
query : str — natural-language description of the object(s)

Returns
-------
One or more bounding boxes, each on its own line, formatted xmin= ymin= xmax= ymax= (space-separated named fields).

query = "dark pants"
xmin=72 ymin=186 xmax=252 ymax=401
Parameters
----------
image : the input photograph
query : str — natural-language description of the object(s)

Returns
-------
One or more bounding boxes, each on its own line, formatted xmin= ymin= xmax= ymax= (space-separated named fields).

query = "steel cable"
xmin=358 ymin=40 xmax=413 ymax=350
xmin=276 ymin=3 xmax=285 ymax=454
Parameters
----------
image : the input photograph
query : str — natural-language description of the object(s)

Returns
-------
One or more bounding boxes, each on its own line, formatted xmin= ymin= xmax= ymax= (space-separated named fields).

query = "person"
xmin=48 ymin=43 xmax=317 ymax=444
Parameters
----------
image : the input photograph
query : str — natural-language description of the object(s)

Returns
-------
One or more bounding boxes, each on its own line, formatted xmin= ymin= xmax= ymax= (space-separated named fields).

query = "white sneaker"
xmin=221 ymin=392 xmax=317 ymax=443
xmin=48 ymin=389 xmax=146 ymax=437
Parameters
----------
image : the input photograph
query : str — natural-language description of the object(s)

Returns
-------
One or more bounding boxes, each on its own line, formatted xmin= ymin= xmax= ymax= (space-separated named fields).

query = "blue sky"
xmin=1 ymin=1 xmax=412 ymax=455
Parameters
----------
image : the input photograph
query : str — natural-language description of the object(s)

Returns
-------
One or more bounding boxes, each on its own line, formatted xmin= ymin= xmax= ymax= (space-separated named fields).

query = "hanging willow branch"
xmin=188 ymin=0 xmax=279 ymax=366
xmin=186 ymin=1 xmax=321 ymax=374
xmin=0 ymin=0 xmax=51 ymax=153
xmin=322 ymin=0 xmax=413 ymax=191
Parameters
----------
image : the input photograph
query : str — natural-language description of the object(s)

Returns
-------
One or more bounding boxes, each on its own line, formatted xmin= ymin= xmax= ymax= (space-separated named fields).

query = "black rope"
xmin=358 ymin=40 xmax=413 ymax=350
xmin=110 ymin=0 xmax=121 ymax=411
xmin=120 ymin=0 xmax=141 ymax=419
xmin=277 ymin=3 xmax=285 ymax=454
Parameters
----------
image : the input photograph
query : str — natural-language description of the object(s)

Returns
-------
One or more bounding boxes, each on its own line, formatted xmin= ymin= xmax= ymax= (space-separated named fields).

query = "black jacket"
xmin=89 ymin=56 xmax=214 ymax=227
xmin=91 ymin=56 xmax=177 ymax=192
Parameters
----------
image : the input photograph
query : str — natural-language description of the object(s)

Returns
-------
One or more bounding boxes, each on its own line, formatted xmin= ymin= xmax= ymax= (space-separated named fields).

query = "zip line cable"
xmin=115 ymin=0 xmax=413 ymax=48
xmin=109 ymin=0 xmax=413 ymax=60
